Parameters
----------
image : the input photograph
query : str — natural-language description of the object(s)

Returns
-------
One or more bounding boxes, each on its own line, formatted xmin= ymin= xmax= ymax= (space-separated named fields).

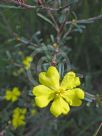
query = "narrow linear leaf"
xmin=0 ymin=5 xmax=23 ymax=9
xmin=37 ymin=13 xmax=55 ymax=27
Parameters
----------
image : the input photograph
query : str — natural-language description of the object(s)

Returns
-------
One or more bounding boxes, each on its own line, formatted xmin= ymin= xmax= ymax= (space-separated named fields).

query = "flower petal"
xmin=75 ymin=88 xmax=85 ymax=99
xmin=39 ymin=66 xmax=60 ymax=90
xmin=50 ymin=96 xmax=70 ymax=117
xmin=12 ymin=96 xmax=18 ymax=102
xmin=5 ymin=90 xmax=12 ymax=100
xmin=13 ymin=87 xmax=21 ymax=96
xmin=33 ymin=85 xmax=54 ymax=96
xmin=26 ymin=56 xmax=33 ymax=62
xmin=63 ymin=88 xmax=84 ymax=106
xmin=61 ymin=72 xmax=80 ymax=90
xmin=35 ymin=95 xmax=54 ymax=108
xmin=33 ymin=85 xmax=55 ymax=108
xmin=12 ymin=115 xmax=25 ymax=128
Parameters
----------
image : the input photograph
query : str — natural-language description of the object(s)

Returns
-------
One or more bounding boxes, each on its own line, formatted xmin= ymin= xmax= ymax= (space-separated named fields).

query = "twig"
xmin=51 ymin=43 xmax=59 ymax=66
xmin=13 ymin=33 xmax=37 ymax=47
xmin=66 ymin=15 xmax=102 ymax=25
xmin=63 ymin=24 xmax=73 ymax=39
xmin=93 ymin=122 xmax=102 ymax=136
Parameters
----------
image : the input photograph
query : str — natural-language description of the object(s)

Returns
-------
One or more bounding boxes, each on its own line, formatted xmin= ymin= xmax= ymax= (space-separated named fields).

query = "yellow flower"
xmin=5 ymin=87 xmax=21 ymax=102
xmin=12 ymin=107 xmax=27 ymax=129
xmin=33 ymin=66 xmax=84 ymax=117
xmin=22 ymin=56 xmax=33 ymax=70
xmin=13 ymin=107 xmax=27 ymax=115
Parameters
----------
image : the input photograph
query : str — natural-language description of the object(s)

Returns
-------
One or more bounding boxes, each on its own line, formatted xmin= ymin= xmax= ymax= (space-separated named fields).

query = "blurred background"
xmin=0 ymin=0 xmax=102 ymax=136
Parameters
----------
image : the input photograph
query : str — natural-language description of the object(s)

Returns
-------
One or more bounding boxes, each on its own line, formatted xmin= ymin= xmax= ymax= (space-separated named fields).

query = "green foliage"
xmin=0 ymin=0 xmax=102 ymax=136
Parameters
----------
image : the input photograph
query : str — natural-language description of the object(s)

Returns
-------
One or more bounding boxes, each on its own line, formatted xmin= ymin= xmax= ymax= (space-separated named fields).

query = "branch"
xmin=0 ymin=0 xmax=72 ymax=11
xmin=0 ymin=0 xmax=58 ymax=11
xmin=3 ymin=0 xmax=39 ymax=9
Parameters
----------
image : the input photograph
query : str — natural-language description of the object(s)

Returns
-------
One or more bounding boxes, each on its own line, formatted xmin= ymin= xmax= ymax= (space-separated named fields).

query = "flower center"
xmin=56 ymin=87 xmax=65 ymax=96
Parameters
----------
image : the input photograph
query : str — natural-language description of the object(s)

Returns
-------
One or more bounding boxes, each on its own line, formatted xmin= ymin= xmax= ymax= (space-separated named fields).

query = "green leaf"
xmin=37 ymin=13 xmax=55 ymax=27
